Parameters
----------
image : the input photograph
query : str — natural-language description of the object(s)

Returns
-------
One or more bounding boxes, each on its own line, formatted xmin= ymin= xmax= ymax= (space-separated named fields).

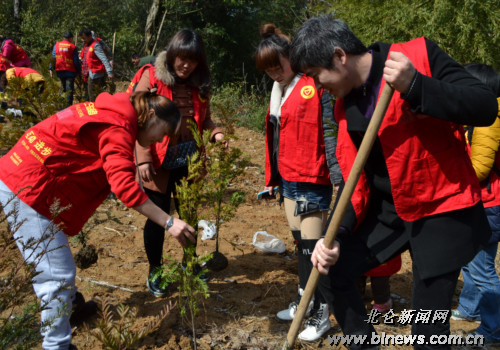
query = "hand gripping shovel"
xmin=281 ymin=82 xmax=394 ymax=349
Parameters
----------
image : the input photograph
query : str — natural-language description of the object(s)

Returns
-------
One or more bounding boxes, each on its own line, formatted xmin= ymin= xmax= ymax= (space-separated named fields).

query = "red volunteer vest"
xmin=265 ymin=75 xmax=330 ymax=186
xmin=0 ymin=97 xmax=137 ymax=236
xmin=55 ymin=40 xmax=77 ymax=72
xmin=125 ymin=63 xmax=153 ymax=94
xmin=85 ymin=40 xmax=105 ymax=74
xmin=127 ymin=65 xmax=208 ymax=169
xmin=335 ymin=37 xmax=481 ymax=224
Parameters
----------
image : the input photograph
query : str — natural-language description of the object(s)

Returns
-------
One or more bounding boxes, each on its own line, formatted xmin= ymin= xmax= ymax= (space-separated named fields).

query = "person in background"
xmin=131 ymin=53 xmax=155 ymax=69
xmin=451 ymin=63 xmax=500 ymax=346
xmin=0 ymin=67 xmax=44 ymax=120
xmin=91 ymin=31 xmax=113 ymax=68
xmin=79 ymin=36 xmax=90 ymax=101
xmin=0 ymin=35 xmax=30 ymax=67
xmin=79 ymin=28 xmax=113 ymax=102
xmin=290 ymin=15 xmax=498 ymax=350
xmin=357 ymin=255 xmax=402 ymax=313
xmin=0 ymin=66 xmax=45 ymax=93
xmin=0 ymin=91 xmax=195 ymax=350
xmin=50 ymin=31 xmax=81 ymax=106
xmin=255 ymin=24 xmax=341 ymax=342
xmin=127 ymin=29 xmax=225 ymax=298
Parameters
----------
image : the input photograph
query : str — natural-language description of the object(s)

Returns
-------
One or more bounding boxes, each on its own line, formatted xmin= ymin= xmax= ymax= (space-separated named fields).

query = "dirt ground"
xmin=62 ymin=123 xmax=498 ymax=350
xmin=1 ymin=90 xmax=499 ymax=349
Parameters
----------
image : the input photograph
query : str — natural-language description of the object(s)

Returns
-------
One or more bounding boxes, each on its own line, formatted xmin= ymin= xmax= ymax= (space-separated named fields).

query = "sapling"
xmin=87 ymin=297 xmax=173 ymax=350
xmin=155 ymin=120 xmax=212 ymax=350
xmin=202 ymin=102 xmax=249 ymax=271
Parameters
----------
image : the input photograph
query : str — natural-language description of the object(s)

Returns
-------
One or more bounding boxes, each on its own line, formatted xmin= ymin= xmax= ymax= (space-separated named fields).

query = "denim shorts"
xmin=279 ymin=178 xmax=332 ymax=212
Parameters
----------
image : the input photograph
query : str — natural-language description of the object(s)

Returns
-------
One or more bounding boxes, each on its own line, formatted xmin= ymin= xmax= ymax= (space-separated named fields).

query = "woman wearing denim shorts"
xmin=255 ymin=24 xmax=341 ymax=342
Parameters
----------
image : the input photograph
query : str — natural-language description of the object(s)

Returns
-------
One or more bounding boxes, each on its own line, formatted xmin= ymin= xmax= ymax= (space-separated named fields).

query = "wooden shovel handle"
xmin=282 ymin=83 xmax=395 ymax=349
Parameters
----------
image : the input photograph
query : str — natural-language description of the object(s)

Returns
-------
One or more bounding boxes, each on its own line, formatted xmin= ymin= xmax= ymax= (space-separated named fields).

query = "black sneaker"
xmin=147 ymin=273 xmax=169 ymax=298
xmin=194 ymin=263 xmax=209 ymax=282
xmin=69 ymin=344 xmax=78 ymax=350
xmin=181 ymin=258 xmax=210 ymax=282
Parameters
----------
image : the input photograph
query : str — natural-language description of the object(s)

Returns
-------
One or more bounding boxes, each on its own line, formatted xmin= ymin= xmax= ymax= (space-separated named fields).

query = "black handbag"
xmin=161 ymin=140 xmax=197 ymax=170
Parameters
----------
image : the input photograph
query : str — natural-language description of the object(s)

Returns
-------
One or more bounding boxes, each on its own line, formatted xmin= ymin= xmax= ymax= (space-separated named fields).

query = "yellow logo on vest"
xmin=84 ymin=102 xmax=98 ymax=115
xmin=300 ymin=86 xmax=315 ymax=99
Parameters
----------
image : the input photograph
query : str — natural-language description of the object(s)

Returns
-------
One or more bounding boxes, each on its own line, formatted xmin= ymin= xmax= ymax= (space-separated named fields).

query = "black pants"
xmin=143 ymin=166 xmax=188 ymax=272
xmin=357 ymin=275 xmax=391 ymax=305
xmin=318 ymin=230 xmax=460 ymax=350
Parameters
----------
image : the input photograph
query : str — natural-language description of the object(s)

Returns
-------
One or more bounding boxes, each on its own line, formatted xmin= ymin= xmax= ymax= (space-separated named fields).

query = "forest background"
xmin=0 ymin=0 xmax=498 ymax=103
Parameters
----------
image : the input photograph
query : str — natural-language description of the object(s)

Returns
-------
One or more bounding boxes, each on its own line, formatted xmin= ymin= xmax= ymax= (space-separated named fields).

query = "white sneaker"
xmin=276 ymin=286 xmax=313 ymax=321
xmin=298 ymin=303 xmax=331 ymax=342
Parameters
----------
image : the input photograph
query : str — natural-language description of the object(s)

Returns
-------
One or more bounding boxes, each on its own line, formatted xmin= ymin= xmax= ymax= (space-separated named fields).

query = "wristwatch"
xmin=165 ymin=216 xmax=174 ymax=230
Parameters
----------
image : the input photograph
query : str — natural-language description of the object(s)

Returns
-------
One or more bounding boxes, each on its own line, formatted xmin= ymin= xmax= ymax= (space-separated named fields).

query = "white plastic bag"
xmin=252 ymin=231 xmax=286 ymax=253
xmin=199 ymin=220 xmax=217 ymax=240
xmin=5 ymin=108 xmax=22 ymax=118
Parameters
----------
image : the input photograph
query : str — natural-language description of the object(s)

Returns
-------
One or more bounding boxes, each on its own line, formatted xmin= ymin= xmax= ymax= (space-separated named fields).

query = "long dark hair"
xmin=164 ymin=29 xmax=211 ymax=98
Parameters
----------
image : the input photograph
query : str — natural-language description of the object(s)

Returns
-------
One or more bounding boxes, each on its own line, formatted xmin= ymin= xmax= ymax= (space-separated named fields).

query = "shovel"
xmin=281 ymin=82 xmax=394 ymax=349
xmin=109 ymin=32 xmax=116 ymax=94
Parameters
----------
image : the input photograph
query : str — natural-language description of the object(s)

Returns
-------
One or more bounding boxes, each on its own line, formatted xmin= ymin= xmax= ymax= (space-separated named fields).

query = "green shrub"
xmin=211 ymin=82 xmax=269 ymax=134
xmin=0 ymin=67 xmax=67 ymax=151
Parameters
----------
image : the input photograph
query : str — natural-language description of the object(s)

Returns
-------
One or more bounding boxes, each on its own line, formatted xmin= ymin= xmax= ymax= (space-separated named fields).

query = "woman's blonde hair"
xmin=130 ymin=91 xmax=180 ymax=128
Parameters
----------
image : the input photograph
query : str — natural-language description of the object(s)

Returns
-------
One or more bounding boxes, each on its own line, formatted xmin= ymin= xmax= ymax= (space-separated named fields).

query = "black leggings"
xmin=143 ymin=166 xmax=188 ymax=272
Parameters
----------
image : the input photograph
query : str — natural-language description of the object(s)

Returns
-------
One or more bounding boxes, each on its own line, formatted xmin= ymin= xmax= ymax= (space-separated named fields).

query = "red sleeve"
xmin=81 ymin=123 xmax=149 ymax=208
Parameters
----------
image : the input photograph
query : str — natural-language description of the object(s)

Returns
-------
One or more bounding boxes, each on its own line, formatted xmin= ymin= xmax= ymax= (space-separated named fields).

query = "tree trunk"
xmin=13 ymin=0 xmax=20 ymax=19
xmin=144 ymin=0 xmax=161 ymax=55
xmin=151 ymin=7 xmax=169 ymax=55
xmin=13 ymin=0 xmax=21 ymax=39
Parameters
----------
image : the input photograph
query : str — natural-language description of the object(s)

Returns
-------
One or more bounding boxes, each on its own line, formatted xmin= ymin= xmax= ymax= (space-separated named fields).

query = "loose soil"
xmin=2 ymin=87 xmax=499 ymax=349
xmin=68 ymin=124 xmax=499 ymax=350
